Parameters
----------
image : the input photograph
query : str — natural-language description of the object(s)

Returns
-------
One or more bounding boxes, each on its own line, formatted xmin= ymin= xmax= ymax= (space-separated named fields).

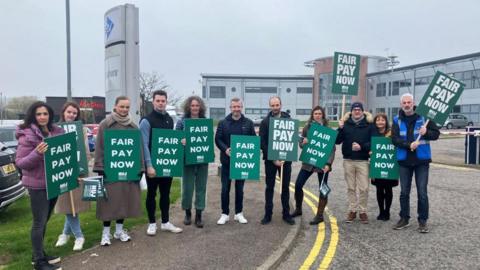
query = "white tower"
xmin=104 ymin=4 xmax=140 ymax=123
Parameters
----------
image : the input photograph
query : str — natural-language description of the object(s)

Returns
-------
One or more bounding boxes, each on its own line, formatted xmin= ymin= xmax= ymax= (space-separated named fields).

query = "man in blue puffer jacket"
xmin=392 ymin=93 xmax=439 ymax=233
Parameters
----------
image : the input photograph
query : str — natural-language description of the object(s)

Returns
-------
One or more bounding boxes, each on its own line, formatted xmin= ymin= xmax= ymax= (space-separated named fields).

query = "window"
xmin=245 ymin=108 xmax=269 ymax=115
xmin=296 ymin=109 xmax=311 ymax=115
xmin=209 ymin=86 xmax=226 ymax=98
xmin=389 ymin=79 xmax=411 ymax=96
xmin=202 ymin=86 xmax=206 ymax=98
xmin=376 ymin=83 xmax=386 ymax=97
xmin=209 ymin=108 xmax=226 ymax=119
xmin=231 ymin=87 xmax=236 ymax=92
xmin=391 ymin=107 xmax=400 ymax=118
xmin=376 ymin=108 xmax=385 ymax=114
xmin=297 ymin=87 xmax=313 ymax=94
xmin=245 ymin=87 xmax=277 ymax=94
xmin=414 ymin=76 xmax=432 ymax=86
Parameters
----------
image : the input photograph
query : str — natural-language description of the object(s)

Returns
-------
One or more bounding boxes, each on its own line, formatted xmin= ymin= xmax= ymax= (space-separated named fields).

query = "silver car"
xmin=442 ymin=113 xmax=473 ymax=129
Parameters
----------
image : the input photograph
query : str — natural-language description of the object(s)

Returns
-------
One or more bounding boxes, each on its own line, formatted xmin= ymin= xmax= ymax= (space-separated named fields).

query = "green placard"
xmin=185 ymin=119 xmax=214 ymax=165
xmin=151 ymin=129 xmax=184 ymax=177
xmin=58 ymin=121 xmax=89 ymax=176
xmin=267 ymin=118 xmax=299 ymax=161
xmin=415 ymin=71 xmax=465 ymax=126
xmin=369 ymin=137 xmax=399 ymax=179
xmin=81 ymin=176 xmax=107 ymax=201
xmin=44 ymin=132 xmax=79 ymax=200
xmin=104 ymin=129 xmax=142 ymax=182
xmin=299 ymin=123 xmax=338 ymax=168
xmin=332 ymin=51 xmax=361 ymax=95
xmin=229 ymin=135 xmax=260 ymax=181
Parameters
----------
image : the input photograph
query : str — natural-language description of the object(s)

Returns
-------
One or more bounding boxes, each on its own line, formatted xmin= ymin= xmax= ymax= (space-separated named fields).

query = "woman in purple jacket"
xmin=16 ymin=101 xmax=64 ymax=270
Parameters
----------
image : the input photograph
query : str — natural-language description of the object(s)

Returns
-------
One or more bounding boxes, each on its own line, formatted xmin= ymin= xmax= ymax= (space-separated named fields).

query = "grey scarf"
xmin=110 ymin=112 xmax=132 ymax=126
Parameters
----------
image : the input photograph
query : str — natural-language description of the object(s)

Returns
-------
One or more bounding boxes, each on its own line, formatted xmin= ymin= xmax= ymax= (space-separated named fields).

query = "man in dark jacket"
xmin=336 ymin=102 xmax=374 ymax=224
xmin=259 ymin=96 xmax=295 ymax=225
xmin=140 ymin=90 xmax=183 ymax=236
xmin=391 ymin=93 xmax=439 ymax=233
xmin=215 ymin=97 xmax=256 ymax=225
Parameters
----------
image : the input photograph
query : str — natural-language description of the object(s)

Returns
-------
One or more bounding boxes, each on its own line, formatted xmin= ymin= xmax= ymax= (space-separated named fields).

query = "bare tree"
xmin=5 ymin=96 xmax=38 ymax=119
xmin=138 ymin=72 xmax=183 ymax=116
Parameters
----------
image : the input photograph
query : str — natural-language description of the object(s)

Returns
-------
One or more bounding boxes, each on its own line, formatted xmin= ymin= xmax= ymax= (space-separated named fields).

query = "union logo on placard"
xmin=279 ymin=152 xmax=287 ymax=160
xmin=163 ymin=169 xmax=171 ymax=176
xmin=427 ymin=110 xmax=437 ymax=119
xmin=118 ymin=172 xmax=127 ymax=180
xmin=60 ymin=183 xmax=68 ymax=193
xmin=241 ymin=172 xmax=249 ymax=178
xmin=341 ymin=86 xmax=349 ymax=93
xmin=197 ymin=156 xmax=204 ymax=162
xmin=381 ymin=171 xmax=388 ymax=178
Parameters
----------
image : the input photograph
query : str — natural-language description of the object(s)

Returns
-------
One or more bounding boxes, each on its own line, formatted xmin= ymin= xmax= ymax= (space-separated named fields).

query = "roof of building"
xmin=200 ymin=73 xmax=313 ymax=80
xmin=304 ymin=55 xmax=387 ymax=67
xmin=367 ymin=51 xmax=480 ymax=76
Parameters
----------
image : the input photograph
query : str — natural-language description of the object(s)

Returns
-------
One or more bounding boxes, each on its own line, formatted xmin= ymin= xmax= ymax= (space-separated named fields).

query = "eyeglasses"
xmin=36 ymin=112 xmax=49 ymax=116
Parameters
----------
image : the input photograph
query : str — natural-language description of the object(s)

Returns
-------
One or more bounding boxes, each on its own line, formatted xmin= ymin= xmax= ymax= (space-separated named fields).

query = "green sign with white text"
xmin=58 ymin=121 xmax=88 ymax=176
xmin=104 ymin=129 xmax=142 ymax=182
xmin=267 ymin=118 xmax=299 ymax=161
xmin=229 ymin=135 xmax=260 ymax=180
xmin=185 ymin=119 xmax=214 ymax=165
xmin=369 ymin=137 xmax=399 ymax=179
xmin=332 ymin=51 xmax=361 ymax=95
xmin=299 ymin=123 xmax=337 ymax=169
xmin=415 ymin=71 xmax=465 ymax=126
xmin=151 ymin=129 xmax=184 ymax=177
xmin=44 ymin=132 xmax=79 ymax=200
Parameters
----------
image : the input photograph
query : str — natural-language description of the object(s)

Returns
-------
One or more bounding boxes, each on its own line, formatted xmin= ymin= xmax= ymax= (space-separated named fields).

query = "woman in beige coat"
xmin=94 ymin=96 xmax=143 ymax=246
xmin=54 ymin=102 xmax=91 ymax=251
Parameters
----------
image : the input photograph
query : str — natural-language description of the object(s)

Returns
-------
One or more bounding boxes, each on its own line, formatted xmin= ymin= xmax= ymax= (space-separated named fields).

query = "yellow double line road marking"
xmin=276 ymin=178 xmax=339 ymax=269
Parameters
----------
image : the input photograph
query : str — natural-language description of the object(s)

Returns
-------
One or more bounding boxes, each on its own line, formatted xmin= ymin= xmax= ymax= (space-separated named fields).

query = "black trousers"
xmin=146 ymin=176 xmax=173 ymax=223
xmin=28 ymin=189 xmax=57 ymax=262
xmin=264 ymin=160 xmax=291 ymax=217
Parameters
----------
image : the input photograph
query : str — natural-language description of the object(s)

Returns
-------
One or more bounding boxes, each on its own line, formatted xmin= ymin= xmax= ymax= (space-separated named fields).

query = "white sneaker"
xmin=147 ymin=223 xmax=157 ymax=236
xmin=113 ymin=230 xmax=131 ymax=242
xmin=55 ymin=234 xmax=69 ymax=247
xmin=73 ymin=237 xmax=85 ymax=251
xmin=217 ymin=214 xmax=230 ymax=225
xmin=234 ymin=213 xmax=248 ymax=224
xmin=100 ymin=232 xmax=111 ymax=246
xmin=160 ymin=222 xmax=183 ymax=233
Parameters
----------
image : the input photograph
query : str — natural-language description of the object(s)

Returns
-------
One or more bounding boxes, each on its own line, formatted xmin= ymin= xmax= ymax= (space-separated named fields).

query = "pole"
xmin=69 ymin=190 xmax=76 ymax=217
xmin=66 ymin=0 xmax=72 ymax=101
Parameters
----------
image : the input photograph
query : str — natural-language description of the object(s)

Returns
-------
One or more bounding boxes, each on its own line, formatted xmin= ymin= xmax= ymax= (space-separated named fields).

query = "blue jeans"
xmin=399 ymin=164 xmax=429 ymax=223
xmin=220 ymin=165 xmax=245 ymax=215
xmin=62 ymin=214 xmax=84 ymax=238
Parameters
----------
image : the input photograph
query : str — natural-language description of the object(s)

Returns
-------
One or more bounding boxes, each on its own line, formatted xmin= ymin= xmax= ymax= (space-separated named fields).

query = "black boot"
xmin=310 ymin=198 xmax=327 ymax=225
xmin=377 ymin=209 xmax=385 ymax=220
xmin=291 ymin=206 xmax=302 ymax=217
xmin=195 ymin=209 xmax=204 ymax=228
xmin=383 ymin=208 xmax=390 ymax=221
xmin=184 ymin=209 xmax=192 ymax=225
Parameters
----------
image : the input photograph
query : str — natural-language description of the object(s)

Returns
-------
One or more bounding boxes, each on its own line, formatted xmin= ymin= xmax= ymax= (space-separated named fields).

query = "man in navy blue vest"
xmin=215 ymin=97 xmax=256 ymax=225
xmin=392 ymin=93 xmax=439 ymax=233
xmin=140 ymin=90 xmax=183 ymax=235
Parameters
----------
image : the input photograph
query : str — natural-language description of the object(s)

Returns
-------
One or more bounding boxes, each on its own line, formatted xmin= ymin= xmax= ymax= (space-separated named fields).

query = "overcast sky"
xmin=1 ymin=0 xmax=479 ymax=100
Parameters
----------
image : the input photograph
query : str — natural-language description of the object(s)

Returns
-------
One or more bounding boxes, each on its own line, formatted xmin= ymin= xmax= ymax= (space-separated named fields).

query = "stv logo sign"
xmin=105 ymin=17 xmax=114 ymax=39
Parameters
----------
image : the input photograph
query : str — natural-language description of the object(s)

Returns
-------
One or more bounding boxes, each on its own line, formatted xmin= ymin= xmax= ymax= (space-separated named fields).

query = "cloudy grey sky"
xmin=1 ymin=0 xmax=479 ymax=99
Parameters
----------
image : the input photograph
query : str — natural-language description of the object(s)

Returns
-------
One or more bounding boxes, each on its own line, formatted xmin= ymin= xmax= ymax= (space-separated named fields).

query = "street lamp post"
xmin=66 ymin=0 xmax=72 ymax=101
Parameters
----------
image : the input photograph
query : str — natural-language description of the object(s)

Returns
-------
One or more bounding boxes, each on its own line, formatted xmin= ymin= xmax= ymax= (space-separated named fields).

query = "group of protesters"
xmin=16 ymin=90 xmax=439 ymax=270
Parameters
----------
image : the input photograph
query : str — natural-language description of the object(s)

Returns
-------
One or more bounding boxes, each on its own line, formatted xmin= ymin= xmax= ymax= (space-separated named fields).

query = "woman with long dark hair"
xmin=54 ymin=102 xmax=91 ymax=251
xmin=291 ymin=106 xmax=336 ymax=225
xmin=371 ymin=113 xmax=398 ymax=220
xmin=176 ymin=96 xmax=209 ymax=228
xmin=16 ymin=101 xmax=64 ymax=270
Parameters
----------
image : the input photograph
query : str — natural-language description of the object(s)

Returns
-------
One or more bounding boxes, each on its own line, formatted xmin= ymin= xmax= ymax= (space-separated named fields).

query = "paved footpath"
xmin=62 ymin=163 xmax=298 ymax=270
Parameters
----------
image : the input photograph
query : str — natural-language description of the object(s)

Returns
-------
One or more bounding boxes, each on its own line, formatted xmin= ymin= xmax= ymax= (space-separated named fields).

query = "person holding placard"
xmin=140 ymin=90 xmax=183 ymax=235
xmin=176 ymin=96 xmax=209 ymax=228
xmin=391 ymin=93 xmax=439 ymax=233
xmin=259 ymin=96 xmax=295 ymax=225
xmin=370 ymin=113 xmax=398 ymax=221
xmin=94 ymin=96 xmax=143 ymax=246
xmin=336 ymin=102 xmax=374 ymax=224
xmin=215 ymin=97 xmax=256 ymax=225
xmin=292 ymin=106 xmax=336 ymax=225
xmin=16 ymin=101 xmax=64 ymax=270
xmin=54 ymin=102 xmax=91 ymax=251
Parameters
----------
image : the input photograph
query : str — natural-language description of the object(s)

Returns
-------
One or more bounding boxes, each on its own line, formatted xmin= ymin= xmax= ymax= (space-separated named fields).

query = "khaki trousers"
xmin=343 ymin=159 xmax=369 ymax=214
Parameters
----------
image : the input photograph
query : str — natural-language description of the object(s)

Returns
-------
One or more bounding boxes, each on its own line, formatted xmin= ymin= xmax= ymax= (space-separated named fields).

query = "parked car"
xmin=0 ymin=142 xmax=26 ymax=211
xmin=253 ymin=116 xmax=265 ymax=127
xmin=84 ymin=124 xmax=99 ymax=136
xmin=86 ymin=127 xmax=96 ymax=152
xmin=0 ymin=126 xmax=18 ymax=149
xmin=440 ymin=113 xmax=474 ymax=129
